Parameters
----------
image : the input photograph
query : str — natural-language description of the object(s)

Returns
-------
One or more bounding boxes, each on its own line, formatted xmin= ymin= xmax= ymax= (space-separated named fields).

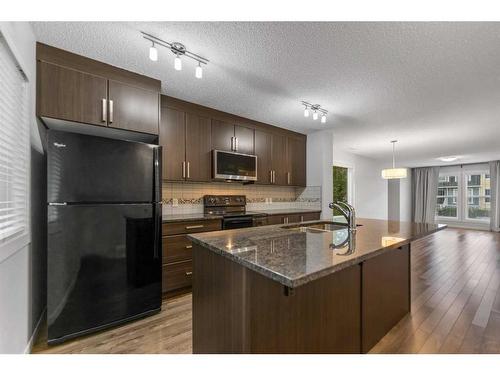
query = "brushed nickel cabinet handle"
xmin=185 ymin=245 xmax=192 ymax=249
xmin=185 ymin=271 xmax=193 ymax=276
xmin=109 ymin=100 xmax=114 ymax=123
xmin=231 ymin=137 xmax=234 ymax=151
xmin=186 ymin=224 xmax=204 ymax=230
xmin=235 ymin=137 xmax=239 ymax=151
xmin=182 ymin=161 xmax=186 ymax=179
xmin=273 ymin=170 xmax=276 ymax=184
xmin=187 ymin=162 xmax=190 ymax=179
xmin=300 ymin=215 xmax=304 ymax=222
xmin=101 ymin=99 xmax=107 ymax=122
xmin=287 ymin=172 xmax=291 ymax=185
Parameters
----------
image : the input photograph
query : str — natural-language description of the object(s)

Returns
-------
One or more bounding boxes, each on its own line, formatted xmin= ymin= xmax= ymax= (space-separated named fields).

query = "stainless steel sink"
xmin=282 ymin=221 xmax=362 ymax=233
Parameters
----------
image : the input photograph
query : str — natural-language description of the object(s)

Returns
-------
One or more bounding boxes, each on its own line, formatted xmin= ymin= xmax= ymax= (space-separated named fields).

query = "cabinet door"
xmin=108 ymin=80 xmax=159 ymax=135
xmin=186 ymin=113 xmax=212 ymax=182
xmin=234 ymin=125 xmax=254 ymax=155
xmin=271 ymin=134 xmax=288 ymax=185
xmin=362 ymin=245 xmax=410 ymax=353
xmin=211 ymin=119 xmax=234 ymax=152
xmin=37 ymin=61 xmax=108 ymax=126
xmin=254 ymin=130 xmax=273 ymax=184
xmin=160 ymin=107 xmax=186 ymax=181
xmin=287 ymin=137 xmax=307 ymax=186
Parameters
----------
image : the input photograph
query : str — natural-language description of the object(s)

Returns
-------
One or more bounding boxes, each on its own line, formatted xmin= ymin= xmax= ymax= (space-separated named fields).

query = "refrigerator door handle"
xmin=153 ymin=203 xmax=161 ymax=259
xmin=153 ymin=146 xmax=162 ymax=203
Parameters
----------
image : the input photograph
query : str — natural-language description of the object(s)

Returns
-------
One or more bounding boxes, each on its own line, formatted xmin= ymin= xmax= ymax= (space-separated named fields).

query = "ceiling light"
xmin=381 ymin=140 xmax=407 ymax=179
xmin=141 ymin=32 xmax=209 ymax=79
xmin=195 ymin=63 xmax=203 ymax=79
xmin=174 ymin=55 xmax=182 ymax=71
xmin=149 ymin=43 xmax=158 ymax=61
xmin=438 ymin=156 xmax=459 ymax=162
xmin=301 ymin=101 xmax=328 ymax=124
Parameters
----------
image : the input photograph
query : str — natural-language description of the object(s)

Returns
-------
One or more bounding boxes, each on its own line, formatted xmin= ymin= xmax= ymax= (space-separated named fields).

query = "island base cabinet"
xmin=192 ymin=244 xmax=361 ymax=354
xmin=361 ymin=244 xmax=410 ymax=353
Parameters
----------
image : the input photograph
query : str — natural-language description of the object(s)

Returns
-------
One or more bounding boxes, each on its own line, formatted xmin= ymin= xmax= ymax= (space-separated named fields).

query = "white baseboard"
xmin=24 ymin=308 xmax=45 ymax=354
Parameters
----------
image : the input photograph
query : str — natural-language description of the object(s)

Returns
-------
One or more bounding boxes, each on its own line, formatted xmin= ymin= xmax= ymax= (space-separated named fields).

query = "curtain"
xmin=412 ymin=167 xmax=440 ymax=224
xmin=489 ymin=161 xmax=500 ymax=231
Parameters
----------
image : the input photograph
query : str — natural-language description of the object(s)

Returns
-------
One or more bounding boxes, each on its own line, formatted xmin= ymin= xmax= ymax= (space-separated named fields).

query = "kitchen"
xmin=1 ymin=5 xmax=500 ymax=372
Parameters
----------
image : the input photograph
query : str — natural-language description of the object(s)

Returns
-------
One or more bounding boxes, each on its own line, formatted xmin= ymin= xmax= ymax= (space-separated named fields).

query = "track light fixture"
xmin=141 ymin=31 xmax=209 ymax=79
xmin=301 ymin=101 xmax=328 ymax=124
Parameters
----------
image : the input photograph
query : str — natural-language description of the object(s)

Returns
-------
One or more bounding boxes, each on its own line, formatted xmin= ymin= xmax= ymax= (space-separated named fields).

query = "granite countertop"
xmin=162 ymin=209 xmax=321 ymax=223
xmin=252 ymin=208 xmax=321 ymax=215
xmin=188 ymin=218 xmax=446 ymax=288
xmin=162 ymin=213 xmax=223 ymax=223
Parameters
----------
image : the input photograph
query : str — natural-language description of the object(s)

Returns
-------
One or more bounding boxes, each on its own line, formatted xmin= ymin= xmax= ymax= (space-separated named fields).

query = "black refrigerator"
xmin=47 ymin=130 xmax=162 ymax=344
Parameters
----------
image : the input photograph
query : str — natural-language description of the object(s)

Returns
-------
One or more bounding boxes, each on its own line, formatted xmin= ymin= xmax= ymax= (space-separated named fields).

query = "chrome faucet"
xmin=329 ymin=201 xmax=357 ymax=232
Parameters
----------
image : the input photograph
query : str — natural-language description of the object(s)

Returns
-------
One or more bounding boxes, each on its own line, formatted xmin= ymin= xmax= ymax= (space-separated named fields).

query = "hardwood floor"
xmin=32 ymin=228 xmax=500 ymax=354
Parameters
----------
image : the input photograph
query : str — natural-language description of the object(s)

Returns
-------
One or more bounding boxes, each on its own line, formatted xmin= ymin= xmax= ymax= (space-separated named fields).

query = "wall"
xmin=332 ymin=146 xmax=388 ymax=220
xmin=0 ymin=22 xmax=45 ymax=354
xmin=307 ymin=129 xmax=334 ymax=219
xmin=162 ymin=183 xmax=321 ymax=215
xmin=400 ymin=172 xmax=412 ymax=222
xmin=388 ymin=179 xmax=400 ymax=221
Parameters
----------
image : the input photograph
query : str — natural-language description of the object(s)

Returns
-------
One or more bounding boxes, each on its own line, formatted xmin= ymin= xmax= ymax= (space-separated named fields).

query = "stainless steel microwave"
xmin=212 ymin=150 xmax=257 ymax=181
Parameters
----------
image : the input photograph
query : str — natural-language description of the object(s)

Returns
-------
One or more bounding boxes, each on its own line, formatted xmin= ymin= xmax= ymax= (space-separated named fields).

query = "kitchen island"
xmin=188 ymin=218 xmax=446 ymax=353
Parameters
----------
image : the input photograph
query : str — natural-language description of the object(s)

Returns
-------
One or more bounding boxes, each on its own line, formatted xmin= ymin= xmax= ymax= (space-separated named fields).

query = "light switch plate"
xmin=172 ymin=198 xmax=179 ymax=207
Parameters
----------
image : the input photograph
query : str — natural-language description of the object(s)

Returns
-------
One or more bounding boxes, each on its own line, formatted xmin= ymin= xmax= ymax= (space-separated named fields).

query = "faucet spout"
xmin=329 ymin=201 xmax=357 ymax=232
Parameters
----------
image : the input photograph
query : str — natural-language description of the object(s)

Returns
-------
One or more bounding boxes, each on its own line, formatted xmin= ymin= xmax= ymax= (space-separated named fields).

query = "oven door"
xmin=213 ymin=150 xmax=257 ymax=181
xmin=223 ymin=216 xmax=254 ymax=230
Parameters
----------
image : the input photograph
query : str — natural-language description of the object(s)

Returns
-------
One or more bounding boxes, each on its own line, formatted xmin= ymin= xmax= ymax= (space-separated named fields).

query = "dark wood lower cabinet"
xmin=266 ymin=212 xmax=320 ymax=225
xmin=192 ymin=242 xmax=411 ymax=353
xmin=361 ymin=245 xmax=410 ymax=353
xmin=192 ymin=245 xmax=361 ymax=354
xmin=162 ymin=219 xmax=222 ymax=294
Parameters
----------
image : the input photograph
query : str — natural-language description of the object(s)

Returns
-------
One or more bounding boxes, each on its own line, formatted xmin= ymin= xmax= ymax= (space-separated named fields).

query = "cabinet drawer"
xmin=300 ymin=212 xmax=321 ymax=222
xmin=162 ymin=261 xmax=193 ymax=293
xmin=162 ymin=219 xmax=221 ymax=236
xmin=266 ymin=215 xmax=285 ymax=225
xmin=162 ymin=235 xmax=192 ymax=264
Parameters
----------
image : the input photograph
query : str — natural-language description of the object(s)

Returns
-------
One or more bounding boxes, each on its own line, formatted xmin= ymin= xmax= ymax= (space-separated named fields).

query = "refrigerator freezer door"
xmin=47 ymin=203 xmax=162 ymax=343
xmin=48 ymin=130 xmax=159 ymax=203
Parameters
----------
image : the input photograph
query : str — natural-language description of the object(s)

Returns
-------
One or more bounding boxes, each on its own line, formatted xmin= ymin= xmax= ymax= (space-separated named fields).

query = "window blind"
xmin=0 ymin=35 xmax=29 ymax=243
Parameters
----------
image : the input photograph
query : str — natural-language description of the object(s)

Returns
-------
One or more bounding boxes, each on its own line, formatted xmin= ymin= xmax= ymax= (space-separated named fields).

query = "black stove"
xmin=203 ymin=195 xmax=265 ymax=229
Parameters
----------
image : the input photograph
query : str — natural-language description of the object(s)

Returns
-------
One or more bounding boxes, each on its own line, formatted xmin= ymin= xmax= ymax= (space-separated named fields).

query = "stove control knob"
xmin=209 ymin=197 xmax=217 ymax=204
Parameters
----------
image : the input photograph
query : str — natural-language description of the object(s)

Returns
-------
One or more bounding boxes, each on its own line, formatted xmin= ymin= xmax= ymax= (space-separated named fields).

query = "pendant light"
xmin=381 ymin=140 xmax=407 ymax=179
xmin=195 ymin=62 xmax=203 ymax=79
xmin=304 ymin=106 xmax=310 ymax=117
xmin=312 ymin=110 xmax=319 ymax=120
xmin=174 ymin=54 xmax=182 ymax=71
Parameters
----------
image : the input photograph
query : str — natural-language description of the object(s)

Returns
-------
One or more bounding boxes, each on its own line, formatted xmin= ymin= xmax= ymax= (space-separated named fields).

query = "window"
xmin=435 ymin=165 xmax=490 ymax=224
xmin=465 ymin=173 xmax=490 ymax=221
xmin=436 ymin=174 xmax=459 ymax=218
xmin=332 ymin=165 xmax=353 ymax=219
xmin=0 ymin=34 xmax=29 ymax=247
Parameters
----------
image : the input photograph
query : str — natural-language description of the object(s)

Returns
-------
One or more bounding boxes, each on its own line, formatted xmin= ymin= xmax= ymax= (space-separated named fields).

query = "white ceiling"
xmin=31 ymin=22 xmax=500 ymax=167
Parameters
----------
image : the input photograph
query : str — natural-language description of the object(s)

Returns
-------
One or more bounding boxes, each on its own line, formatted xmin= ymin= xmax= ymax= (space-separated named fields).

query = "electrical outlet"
xmin=268 ymin=197 xmax=273 ymax=204
xmin=172 ymin=198 xmax=179 ymax=207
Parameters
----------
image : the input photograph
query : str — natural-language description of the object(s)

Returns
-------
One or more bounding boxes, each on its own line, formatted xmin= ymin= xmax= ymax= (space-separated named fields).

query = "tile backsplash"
xmin=162 ymin=182 xmax=321 ymax=215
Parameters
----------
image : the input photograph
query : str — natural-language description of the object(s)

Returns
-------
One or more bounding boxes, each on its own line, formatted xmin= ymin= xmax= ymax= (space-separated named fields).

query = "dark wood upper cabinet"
xmin=36 ymin=43 xmax=161 ymax=136
xmin=37 ymin=61 xmax=108 ymax=127
xmin=287 ymin=136 xmax=307 ymax=186
xmin=160 ymin=107 xmax=186 ymax=181
xmin=160 ymin=106 xmax=212 ymax=182
xmin=271 ymin=134 xmax=288 ymax=186
xmin=211 ymin=120 xmax=255 ymax=155
xmin=234 ymin=125 xmax=254 ymax=154
xmin=254 ymin=130 xmax=272 ymax=184
xmin=108 ymin=80 xmax=159 ymax=135
xmin=211 ymin=119 xmax=235 ymax=152
xmin=185 ymin=113 xmax=212 ymax=182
